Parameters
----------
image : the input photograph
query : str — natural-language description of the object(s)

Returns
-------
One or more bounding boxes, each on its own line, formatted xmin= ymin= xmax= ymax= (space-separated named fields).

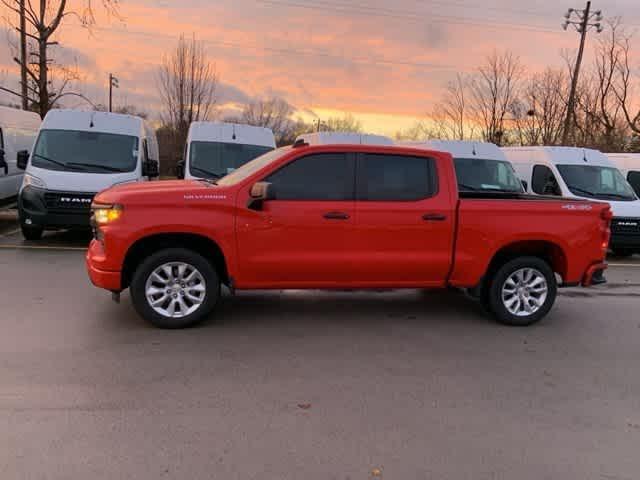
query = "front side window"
xmin=454 ymin=158 xmax=523 ymax=193
xmin=627 ymin=171 xmax=640 ymax=197
xmin=557 ymin=164 xmax=637 ymax=201
xmin=532 ymin=165 xmax=561 ymax=196
xmin=265 ymin=153 xmax=354 ymax=201
xmin=189 ymin=141 xmax=274 ymax=179
xmin=358 ymin=154 xmax=436 ymax=201
xmin=32 ymin=129 xmax=139 ymax=174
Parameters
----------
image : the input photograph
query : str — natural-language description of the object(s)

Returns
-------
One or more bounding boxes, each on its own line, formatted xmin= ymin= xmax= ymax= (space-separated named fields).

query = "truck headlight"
xmin=22 ymin=173 xmax=46 ymax=189
xmin=91 ymin=204 xmax=124 ymax=225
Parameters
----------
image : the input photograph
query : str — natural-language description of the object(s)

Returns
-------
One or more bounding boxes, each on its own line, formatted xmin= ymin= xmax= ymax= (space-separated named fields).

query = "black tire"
xmin=130 ymin=248 xmax=220 ymax=329
xmin=21 ymin=223 xmax=43 ymax=241
xmin=611 ymin=248 xmax=634 ymax=258
xmin=487 ymin=256 xmax=557 ymax=327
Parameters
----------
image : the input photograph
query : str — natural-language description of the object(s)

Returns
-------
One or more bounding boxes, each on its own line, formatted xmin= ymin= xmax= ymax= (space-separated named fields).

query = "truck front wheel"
xmin=130 ymin=248 xmax=220 ymax=328
xmin=487 ymin=257 xmax=557 ymax=327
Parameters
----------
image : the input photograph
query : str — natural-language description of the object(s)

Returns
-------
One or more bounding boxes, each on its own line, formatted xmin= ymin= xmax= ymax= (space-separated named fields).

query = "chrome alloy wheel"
xmin=145 ymin=262 xmax=206 ymax=318
xmin=501 ymin=268 xmax=548 ymax=317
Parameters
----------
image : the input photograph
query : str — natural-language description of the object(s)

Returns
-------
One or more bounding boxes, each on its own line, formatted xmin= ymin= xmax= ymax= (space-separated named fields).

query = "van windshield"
xmin=189 ymin=141 xmax=274 ymax=179
xmin=557 ymin=164 xmax=637 ymax=201
xmin=454 ymin=158 xmax=524 ymax=193
xmin=32 ymin=129 xmax=139 ymax=174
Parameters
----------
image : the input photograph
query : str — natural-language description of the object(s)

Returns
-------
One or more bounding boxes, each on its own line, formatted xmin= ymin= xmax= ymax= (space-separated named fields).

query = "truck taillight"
xmin=601 ymin=207 xmax=612 ymax=255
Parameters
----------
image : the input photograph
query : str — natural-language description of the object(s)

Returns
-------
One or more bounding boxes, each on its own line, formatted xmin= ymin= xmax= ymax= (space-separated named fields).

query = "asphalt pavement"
xmin=1 ymin=227 xmax=639 ymax=479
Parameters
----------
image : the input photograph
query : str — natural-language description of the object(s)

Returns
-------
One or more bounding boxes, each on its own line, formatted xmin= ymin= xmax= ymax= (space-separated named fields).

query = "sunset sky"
xmin=1 ymin=0 xmax=640 ymax=134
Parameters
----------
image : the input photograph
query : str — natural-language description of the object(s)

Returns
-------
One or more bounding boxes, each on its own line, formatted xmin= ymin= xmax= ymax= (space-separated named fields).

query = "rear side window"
xmin=266 ymin=153 xmax=355 ymax=200
xmin=0 ymin=128 xmax=4 ymax=150
xmin=628 ymin=171 xmax=640 ymax=196
xmin=532 ymin=165 xmax=561 ymax=196
xmin=357 ymin=154 xmax=436 ymax=201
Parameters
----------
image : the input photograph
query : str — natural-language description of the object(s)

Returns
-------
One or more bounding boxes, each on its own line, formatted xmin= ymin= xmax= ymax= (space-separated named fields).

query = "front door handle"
xmin=422 ymin=213 xmax=447 ymax=222
xmin=323 ymin=211 xmax=350 ymax=220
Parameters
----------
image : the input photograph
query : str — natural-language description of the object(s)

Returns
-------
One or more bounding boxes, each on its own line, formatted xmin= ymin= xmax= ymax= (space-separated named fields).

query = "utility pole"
xmin=108 ymin=73 xmax=119 ymax=112
xmin=19 ymin=0 xmax=28 ymax=110
xmin=561 ymin=2 xmax=604 ymax=145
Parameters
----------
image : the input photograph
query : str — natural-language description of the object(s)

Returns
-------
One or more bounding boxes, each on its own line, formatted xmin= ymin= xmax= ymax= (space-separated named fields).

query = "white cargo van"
xmin=17 ymin=109 xmax=159 ymax=240
xmin=503 ymin=147 xmax=640 ymax=256
xmin=0 ymin=106 xmax=41 ymax=205
xmin=179 ymin=122 xmax=275 ymax=180
xmin=606 ymin=153 xmax=640 ymax=197
xmin=399 ymin=140 xmax=524 ymax=194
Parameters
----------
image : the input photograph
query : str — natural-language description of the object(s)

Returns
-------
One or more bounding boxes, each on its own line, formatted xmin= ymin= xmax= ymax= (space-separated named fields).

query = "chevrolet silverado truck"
xmin=86 ymin=143 xmax=611 ymax=328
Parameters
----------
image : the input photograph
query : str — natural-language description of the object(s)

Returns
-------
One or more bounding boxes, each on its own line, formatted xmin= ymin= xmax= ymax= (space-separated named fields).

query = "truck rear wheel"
xmin=130 ymin=248 xmax=220 ymax=328
xmin=487 ymin=256 xmax=557 ymax=327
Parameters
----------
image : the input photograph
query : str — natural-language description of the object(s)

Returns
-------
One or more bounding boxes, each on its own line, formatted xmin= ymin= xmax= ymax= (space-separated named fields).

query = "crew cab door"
xmin=353 ymin=152 xmax=455 ymax=286
xmin=235 ymin=152 xmax=357 ymax=286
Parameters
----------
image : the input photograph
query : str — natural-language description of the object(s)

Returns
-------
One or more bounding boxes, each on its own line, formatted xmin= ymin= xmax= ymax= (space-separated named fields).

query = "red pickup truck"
xmin=86 ymin=143 xmax=610 ymax=328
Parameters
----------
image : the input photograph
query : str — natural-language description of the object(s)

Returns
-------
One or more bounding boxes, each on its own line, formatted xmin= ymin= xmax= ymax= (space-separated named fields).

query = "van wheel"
xmin=21 ymin=223 xmax=43 ymax=241
xmin=487 ymin=257 xmax=557 ymax=327
xmin=130 ymin=248 xmax=220 ymax=328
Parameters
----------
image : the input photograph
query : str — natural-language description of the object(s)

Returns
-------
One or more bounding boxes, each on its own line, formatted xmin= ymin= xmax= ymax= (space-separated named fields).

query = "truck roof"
xmin=0 ymin=105 xmax=41 ymax=129
xmin=502 ymin=146 xmax=614 ymax=167
xmin=400 ymin=140 xmax=507 ymax=161
xmin=187 ymin=122 xmax=275 ymax=148
xmin=297 ymin=132 xmax=393 ymax=146
xmin=41 ymin=109 xmax=146 ymax=137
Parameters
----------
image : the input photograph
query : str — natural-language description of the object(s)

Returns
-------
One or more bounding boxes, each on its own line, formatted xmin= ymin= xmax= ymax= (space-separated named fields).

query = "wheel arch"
xmin=121 ymin=232 xmax=230 ymax=290
xmin=485 ymin=240 xmax=568 ymax=285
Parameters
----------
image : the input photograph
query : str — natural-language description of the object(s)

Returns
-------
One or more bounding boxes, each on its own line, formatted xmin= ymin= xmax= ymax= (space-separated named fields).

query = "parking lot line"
xmin=0 ymin=244 xmax=86 ymax=251
xmin=608 ymin=263 xmax=640 ymax=268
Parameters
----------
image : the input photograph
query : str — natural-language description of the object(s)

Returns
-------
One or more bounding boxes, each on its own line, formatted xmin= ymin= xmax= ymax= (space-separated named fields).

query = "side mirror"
xmin=0 ymin=149 xmax=6 ymax=175
xmin=521 ymin=180 xmax=528 ymax=191
xmin=247 ymin=182 xmax=274 ymax=210
xmin=176 ymin=160 xmax=185 ymax=179
xmin=16 ymin=150 xmax=29 ymax=170
xmin=142 ymin=159 xmax=159 ymax=178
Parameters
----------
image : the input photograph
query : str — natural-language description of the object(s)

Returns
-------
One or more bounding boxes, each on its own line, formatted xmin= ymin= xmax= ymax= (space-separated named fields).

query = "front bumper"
xmin=19 ymin=186 xmax=95 ymax=229
xmin=86 ymin=240 xmax=122 ymax=291
xmin=610 ymin=217 xmax=640 ymax=251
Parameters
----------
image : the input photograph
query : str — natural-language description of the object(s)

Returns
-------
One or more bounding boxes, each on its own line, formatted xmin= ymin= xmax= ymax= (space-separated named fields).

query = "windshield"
xmin=557 ymin=164 xmax=637 ymax=201
xmin=216 ymin=146 xmax=291 ymax=186
xmin=189 ymin=141 xmax=274 ymax=179
xmin=454 ymin=158 xmax=524 ymax=193
xmin=32 ymin=129 xmax=139 ymax=174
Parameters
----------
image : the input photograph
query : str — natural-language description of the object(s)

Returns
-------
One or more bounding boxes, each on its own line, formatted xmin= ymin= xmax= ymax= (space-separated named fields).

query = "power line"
xmin=76 ymin=24 xmax=472 ymax=71
xmin=254 ymin=0 xmax=564 ymax=34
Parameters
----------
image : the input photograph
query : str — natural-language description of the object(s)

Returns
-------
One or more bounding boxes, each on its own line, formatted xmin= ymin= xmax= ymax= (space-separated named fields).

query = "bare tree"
xmin=613 ymin=23 xmax=640 ymax=140
xmin=157 ymin=34 xmax=218 ymax=171
xmin=511 ymin=68 xmax=568 ymax=146
xmin=432 ymin=73 xmax=472 ymax=140
xmin=0 ymin=0 xmax=117 ymax=116
xmin=469 ymin=50 xmax=523 ymax=145
xmin=240 ymin=97 xmax=300 ymax=145
xmin=157 ymin=34 xmax=217 ymax=134
xmin=322 ymin=113 xmax=362 ymax=133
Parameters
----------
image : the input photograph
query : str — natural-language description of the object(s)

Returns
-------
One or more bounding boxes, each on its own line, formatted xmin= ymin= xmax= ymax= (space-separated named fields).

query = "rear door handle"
xmin=422 ymin=213 xmax=447 ymax=222
xmin=323 ymin=211 xmax=350 ymax=220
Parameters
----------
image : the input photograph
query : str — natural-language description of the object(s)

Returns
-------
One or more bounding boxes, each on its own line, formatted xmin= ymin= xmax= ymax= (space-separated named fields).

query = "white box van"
xmin=606 ymin=153 xmax=640 ymax=197
xmin=179 ymin=122 xmax=275 ymax=180
xmin=0 ymin=106 xmax=41 ymax=205
xmin=503 ymin=147 xmax=640 ymax=256
xmin=399 ymin=140 xmax=525 ymax=194
xmin=17 ymin=109 xmax=159 ymax=240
